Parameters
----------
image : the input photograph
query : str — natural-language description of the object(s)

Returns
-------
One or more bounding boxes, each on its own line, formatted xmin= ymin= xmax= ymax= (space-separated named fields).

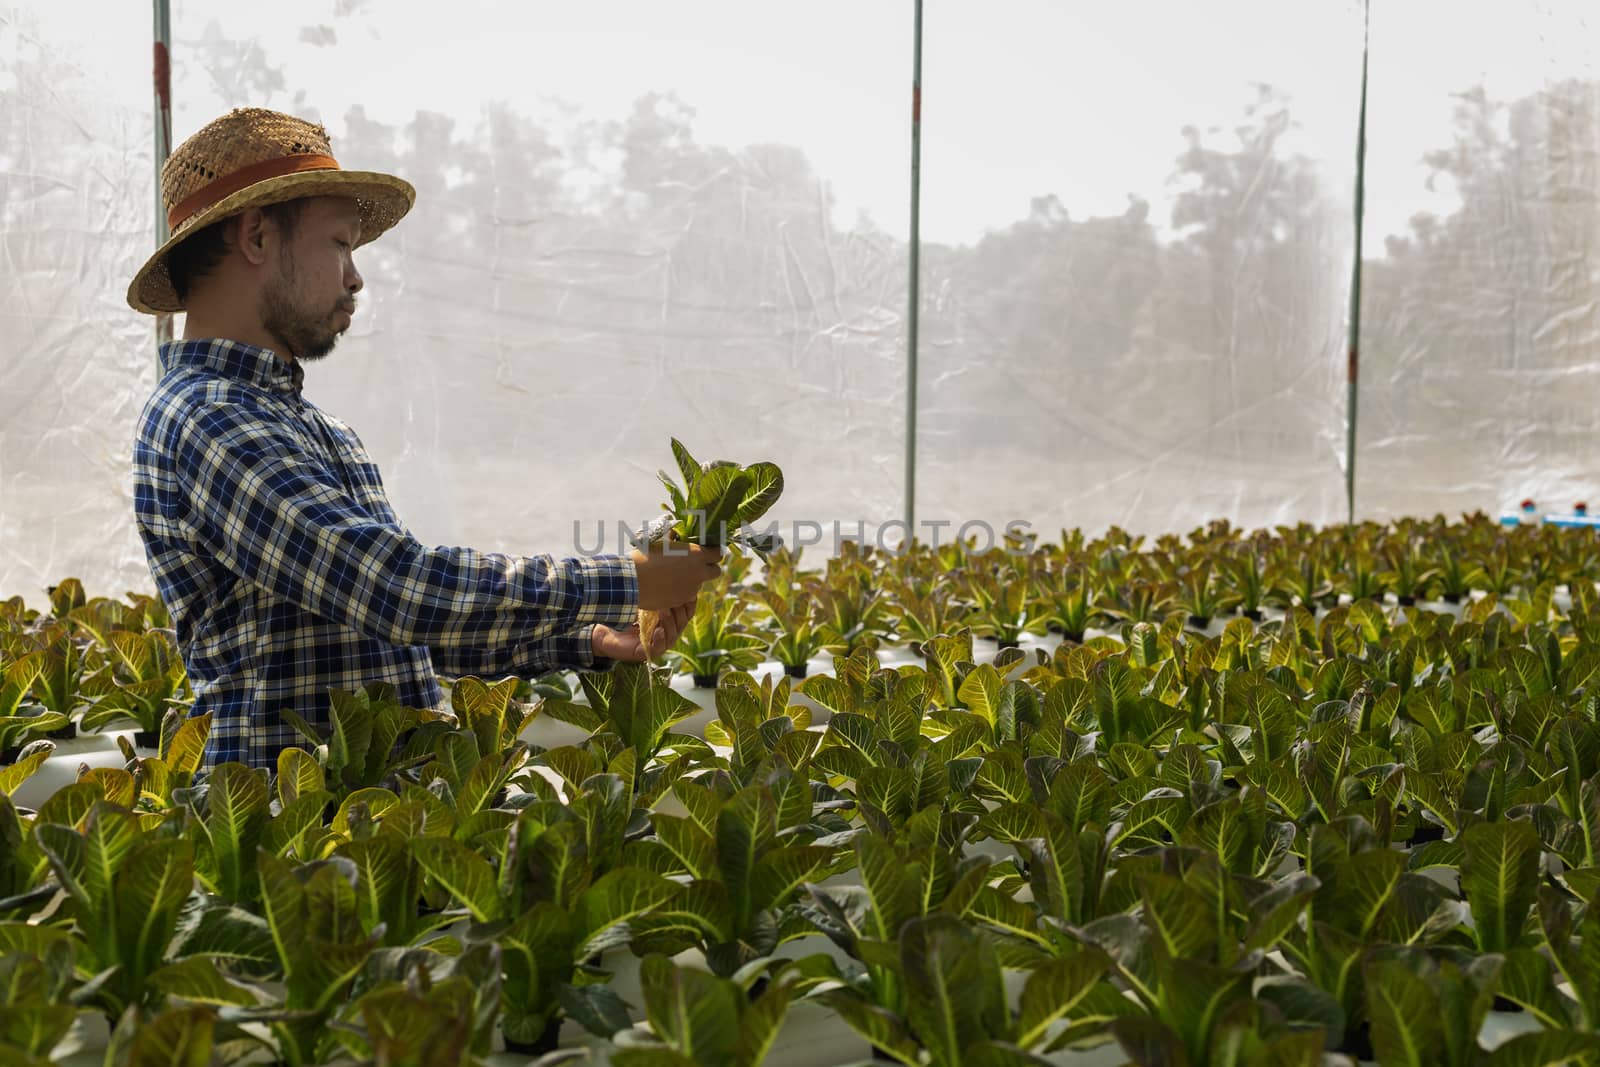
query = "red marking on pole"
xmin=1347 ymin=345 xmax=1359 ymax=384
xmin=154 ymin=41 xmax=171 ymax=111
xmin=912 ymin=85 xmax=921 ymax=124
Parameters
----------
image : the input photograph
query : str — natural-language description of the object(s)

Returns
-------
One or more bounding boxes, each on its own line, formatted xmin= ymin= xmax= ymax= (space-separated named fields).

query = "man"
xmin=126 ymin=108 xmax=718 ymax=769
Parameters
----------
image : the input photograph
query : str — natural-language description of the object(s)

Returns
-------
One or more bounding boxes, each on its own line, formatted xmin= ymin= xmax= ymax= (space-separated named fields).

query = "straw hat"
xmin=127 ymin=107 xmax=415 ymax=314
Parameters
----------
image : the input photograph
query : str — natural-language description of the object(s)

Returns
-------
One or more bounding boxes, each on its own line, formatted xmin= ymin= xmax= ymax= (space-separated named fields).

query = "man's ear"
xmin=232 ymin=208 xmax=272 ymax=267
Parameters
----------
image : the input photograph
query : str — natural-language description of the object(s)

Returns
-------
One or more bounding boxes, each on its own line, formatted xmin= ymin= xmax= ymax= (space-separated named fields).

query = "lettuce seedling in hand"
xmin=636 ymin=439 xmax=784 ymax=659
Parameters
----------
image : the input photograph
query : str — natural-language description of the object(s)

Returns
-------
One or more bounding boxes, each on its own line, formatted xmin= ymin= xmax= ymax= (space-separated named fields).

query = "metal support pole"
xmin=1345 ymin=0 xmax=1369 ymax=525
xmin=153 ymin=0 xmax=173 ymax=347
xmin=905 ymin=0 xmax=923 ymax=538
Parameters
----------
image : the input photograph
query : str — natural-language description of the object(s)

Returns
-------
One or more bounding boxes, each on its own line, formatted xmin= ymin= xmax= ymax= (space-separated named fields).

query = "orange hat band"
xmin=166 ymin=152 xmax=342 ymax=231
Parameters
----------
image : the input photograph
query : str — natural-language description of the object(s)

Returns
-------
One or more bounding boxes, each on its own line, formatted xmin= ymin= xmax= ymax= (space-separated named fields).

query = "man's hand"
xmin=591 ymin=598 xmax=697 ymax=663
xmin=632 ymin=539 xmax=722 ymax=610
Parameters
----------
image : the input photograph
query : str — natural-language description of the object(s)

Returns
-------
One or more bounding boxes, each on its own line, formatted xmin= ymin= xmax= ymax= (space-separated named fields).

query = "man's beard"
xmin=259 ymin=250 xmax=344 ymax=362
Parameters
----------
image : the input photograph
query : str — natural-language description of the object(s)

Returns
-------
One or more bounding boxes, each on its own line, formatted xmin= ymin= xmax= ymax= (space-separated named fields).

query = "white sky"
xmin=18 ymin=0 xmax=1600 ymax=246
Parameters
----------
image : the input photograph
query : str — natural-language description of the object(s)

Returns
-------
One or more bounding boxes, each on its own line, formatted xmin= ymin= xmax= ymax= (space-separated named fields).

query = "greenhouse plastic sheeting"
xmin=1356 ymin=1 xmax=1600 ymax=520
xmin=2 ymin=0 xmax=1599 ymax=601
xmin=913 ymin=2 xmax=1361 ymax=542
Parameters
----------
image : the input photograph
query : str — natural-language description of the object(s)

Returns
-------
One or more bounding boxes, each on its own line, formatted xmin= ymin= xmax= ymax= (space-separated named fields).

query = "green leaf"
xmin=0 ymin=746 xmax=51 ymax=797
xmin=750 ymin=845 xmax=830 ymax=914
xmin=735 ymin=463 xmax=784 ymax=526
xmin=575 ymin=867 xmax=680 ymax=953
xmin=337 ymin=835 xmax=422 ymax=945
xmin=115 ymin=837 xmax=195 ymax=992
xmin=168 ymin=903 xmax=276 ymax=966
xmin=1108 ymin=1016 xmax=1190 ymax=1067
xmin=1495 ymin=948 xmax=1571 ymax=1028
xmin=1485 ymin=1030 xmax=1600 ymax=1067
xmin=734 ymin=976 xmax=795 ymax=1067
xmin=1140 ymin=873 xmax=1216 ymax=963
xmin=900 ymin=916 xmax=1006 ymax=1067
xmin=559 ymin=982 xmax=634 ymax=1039
xmin=148 ymin=957 xmax=260 ymax=1007
xmin=651 ymin=814 xmax=718 ymax=879
xmin=1461 ymin=819 xmax=1540 ymax=952
xmin=1364 ymin=956 xmax=1444 ymax=1067
xmin=959 ymin=664 xmax=1006 ymax=728
xmin=685 ymin=466 xmax=753 ymax=545
xmin=637 ymin=954 xmax=741 ymax=1064
xmin=275 ymin=747 xmax=325 ymax=809
xmin=125 ymin=1005 xmax=216 ymax=1067
xmin=411 ymin=837 xmax=500 ymax=923
xmin=1255 ymin=976 xmax=1345 ymax=1042
xmin=820 ymin=991 xmax=922 ymax=1065
xmin=1015 ymin=950 xmax=1114 ymax=1049
xmin=201 ymin=763 xmax=269 ymax=903
xmin=670 ymin=438 xmax=702 ymax=491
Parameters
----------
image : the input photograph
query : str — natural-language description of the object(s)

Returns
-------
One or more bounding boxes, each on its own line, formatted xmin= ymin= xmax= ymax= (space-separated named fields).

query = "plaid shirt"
xmin=132 ymin=338 xmax=638 ymax=769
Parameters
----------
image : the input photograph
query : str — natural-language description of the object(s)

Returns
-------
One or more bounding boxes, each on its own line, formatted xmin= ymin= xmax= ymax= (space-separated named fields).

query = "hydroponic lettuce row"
xmin=5 ymin=514 xmax=1600 ymax=1066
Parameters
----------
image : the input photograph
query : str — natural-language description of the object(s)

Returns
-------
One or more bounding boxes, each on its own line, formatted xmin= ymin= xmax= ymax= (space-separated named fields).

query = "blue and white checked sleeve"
xmin=168 ymin=397 xmax=638 ymax=657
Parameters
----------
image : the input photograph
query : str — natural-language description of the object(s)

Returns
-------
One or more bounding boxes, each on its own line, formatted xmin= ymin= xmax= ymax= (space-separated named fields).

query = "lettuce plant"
xmin=964 ymin=571 xmax=1046 ymax=648
xmin=816 ymin=914 xmax=1118 ymax=1067
xmin=33 ymin=800 xmax=195 ymax=1020
xmin=984 ymin=845 xmax=1329 ymax=1067
xmin=20 ymin=622 xmax=85 ymax=725
xmin=1380 ymin=529 xmax=1439 ymax=606
xmin=634 ymin=773 xmax=835 ymax=977
xmin=1107 ymin=578 xmax=1177 ymax=627
xmin=0 ymin=923 xmax=78 ymax=1060
xmin=243 ymin=851 xmax=387 ymax=1066
xmin=326 ymin=947 xmax=503 ymax=1066
xmin=636 ymin=439 xmax=784 ymax=658
xmin=537 ymin=662 xmax=704 ymax=797
xmin=1277 ymin=817 xmax=1460 ymax=1056
xmin=607 ymin=954 xmax=828 ymax=1067
xmin=411 ymin=804 xmax=679 ymax=1052
xmin=280 ymin=684 xmax=449 ymax=799
xmin=810 ymin=567 xmax=894 ymax=657
xmin=702 ymin=678 xmax=824 ymax=791
xmin=673 ymin=590 xmax=767 ymax=688
xmin=889 ymin=580 xmax=969 ymax=647
xmin=757 ymin=585 xmax=828 ymax=678
xmin=1039 ymin=564 xmax=1110 ymax=641
xmin=643 ymin=438 xmax=784 ymax=557
xmin=77 ymin=628 xmax=188 ymax=739
xmin=120 ymin=708 xmax=211 ymax=809
xmin=1173 ymin=559 xmax=1238 ymax=630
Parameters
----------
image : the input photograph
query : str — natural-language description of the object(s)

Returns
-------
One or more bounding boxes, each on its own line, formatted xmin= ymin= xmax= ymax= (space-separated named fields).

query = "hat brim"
xmin=126 ymin=169 xmax=416 ymax=315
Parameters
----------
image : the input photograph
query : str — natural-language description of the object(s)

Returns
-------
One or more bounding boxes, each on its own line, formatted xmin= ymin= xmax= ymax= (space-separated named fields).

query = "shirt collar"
xmin=159 ymin=338 xmax=304 ymax=395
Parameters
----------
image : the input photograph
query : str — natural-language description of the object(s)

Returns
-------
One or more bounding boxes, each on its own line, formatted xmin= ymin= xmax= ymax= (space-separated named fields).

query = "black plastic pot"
xmin=503 ymin=1018 xmax=562 ymax=1056
xmin=1407 ymin=823 xmax=1446 ymax=846
xmin=692 ymin=673 xmax=720 ymax=690
xmin=1442 ymin=593 xmax=1463 ymax=605
xmin=997 ymin=639 xmax=1020 ymax=650
xmin=0 ymin=745 xmax=21 ymax=765
xmin=133 ymin=729 xmax=161 ymax=750
xmin=1186 ymin=614 xmax=1211 ymax=630
xmin=45 ymin=721 xmax=78 ymax=742
xmin=1337 ymin=1022 xmax=1375 ymax=1061
xmin=1242 ymin=608 xmax=1264 ymax=622
xmin=1045 ymin=622 xmax=1065 ymax=635
xmin=1061 ymin=630 xmax=1085 ymax=644
xmin=1398 ymin=595 xmax=1417 ymax=607
xmin=783 ymin=663 xmax=808 ymax=679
